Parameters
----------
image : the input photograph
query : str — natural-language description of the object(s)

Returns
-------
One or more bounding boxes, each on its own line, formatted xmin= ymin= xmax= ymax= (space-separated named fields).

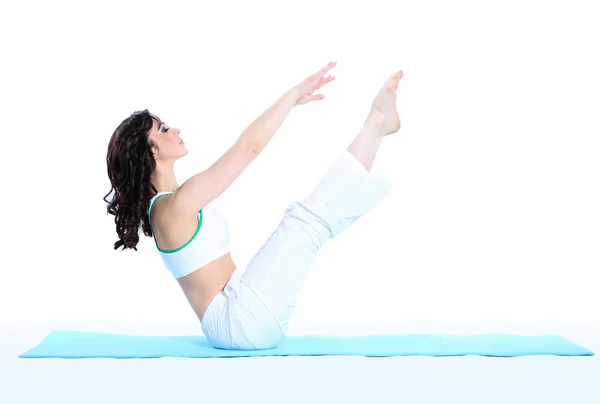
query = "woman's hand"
xmin=291 ymin=61 xmax=337 ymax=106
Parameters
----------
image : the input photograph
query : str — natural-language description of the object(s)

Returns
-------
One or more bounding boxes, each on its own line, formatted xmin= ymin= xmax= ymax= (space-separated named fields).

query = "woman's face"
xmin=148 ymin=118 xmax=187 ymax=161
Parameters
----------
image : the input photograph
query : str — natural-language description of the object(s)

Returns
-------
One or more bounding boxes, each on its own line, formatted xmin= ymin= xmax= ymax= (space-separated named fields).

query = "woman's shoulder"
xmin=150 ymin=192 xmax=199 ymax=229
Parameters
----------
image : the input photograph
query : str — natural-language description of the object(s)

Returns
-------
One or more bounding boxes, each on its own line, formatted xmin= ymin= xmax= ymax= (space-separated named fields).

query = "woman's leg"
xmin=201 ymin=70 xmax=404 ymax=350
xmin=239 ymin=71 xmax=404 ymax=339
xmin=239 ymin=116 xmax=391 ymax=334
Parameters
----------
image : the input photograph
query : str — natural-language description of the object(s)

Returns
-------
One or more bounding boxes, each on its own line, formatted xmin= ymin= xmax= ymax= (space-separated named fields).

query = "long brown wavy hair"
xmin=103 ymin=109 xmax=162 ymax=251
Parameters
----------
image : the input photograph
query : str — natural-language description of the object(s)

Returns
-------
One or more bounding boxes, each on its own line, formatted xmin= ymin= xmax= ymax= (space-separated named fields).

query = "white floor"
xmin=2 ymin=296 xmax=599 ymax=403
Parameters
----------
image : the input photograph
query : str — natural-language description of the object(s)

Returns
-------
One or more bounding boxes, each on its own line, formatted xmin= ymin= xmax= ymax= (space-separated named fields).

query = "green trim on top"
xmin=148 ymin=193 xmax=203 ymax=254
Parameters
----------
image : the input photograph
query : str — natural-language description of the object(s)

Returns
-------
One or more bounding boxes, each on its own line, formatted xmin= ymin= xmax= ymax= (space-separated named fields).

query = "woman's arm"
xmin=239 ymin=89 xmax=298 ymax=156
xmin=167 ymin=91 xmax=298 ymax=220
xmin=239 ymin=61 xmax=337 ymax=155
xmin=168 ymin=63 xmax=336 ymax=219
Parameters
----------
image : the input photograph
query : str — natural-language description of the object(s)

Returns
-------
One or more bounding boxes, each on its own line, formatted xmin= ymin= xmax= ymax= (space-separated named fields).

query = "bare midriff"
xmin=150 ymin=195 xmax=237 ymax=322
xmin=176 ymin=253 xmax=236 ymax=322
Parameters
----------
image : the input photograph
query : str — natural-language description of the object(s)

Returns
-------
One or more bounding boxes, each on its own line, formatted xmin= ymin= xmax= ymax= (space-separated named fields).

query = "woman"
xmin=104 ymin=61 xmax=404 ymax=350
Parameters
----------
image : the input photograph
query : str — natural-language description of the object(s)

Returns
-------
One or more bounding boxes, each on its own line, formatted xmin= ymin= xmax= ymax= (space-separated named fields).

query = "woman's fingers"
xmin=319 ymin=61 xmax=337 ymax=75
xmin=310 ymin=62 xmax=337 ymax=82
xmin=296 ymin=93 xmax=324 ymax=106
xmin=303 ymin=75 xmax=334 ymax=100
xmin=294 ymin=62 xmax=337 ymax=106
xmin=317 ymin=75 xmax=335 ymax=89
xmin=315 ymin=75 xmax=335 ymax=92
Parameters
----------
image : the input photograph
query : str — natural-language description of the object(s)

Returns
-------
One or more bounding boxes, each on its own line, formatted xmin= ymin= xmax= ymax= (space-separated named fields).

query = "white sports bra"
xmin=147 ymin=191 xmax=231 ymax=279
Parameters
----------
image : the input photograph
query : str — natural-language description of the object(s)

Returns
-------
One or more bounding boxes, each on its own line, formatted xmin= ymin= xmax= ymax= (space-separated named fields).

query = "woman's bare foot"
xmin=368 ymin=70 xmax=403 ymax=136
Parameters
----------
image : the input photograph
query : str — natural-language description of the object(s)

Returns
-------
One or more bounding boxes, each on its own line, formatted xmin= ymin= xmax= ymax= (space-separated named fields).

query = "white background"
xmin=1 ymin=0 xmax=598 ymax=402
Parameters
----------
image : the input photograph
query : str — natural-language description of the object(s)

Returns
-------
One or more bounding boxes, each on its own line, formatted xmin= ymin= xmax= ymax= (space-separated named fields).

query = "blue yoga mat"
xmin=19 ymin=330 xmax=594 ymax=358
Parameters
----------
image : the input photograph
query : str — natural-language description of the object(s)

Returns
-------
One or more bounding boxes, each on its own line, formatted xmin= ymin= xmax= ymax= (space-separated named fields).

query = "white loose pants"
xmin=200 ymin=149 xmax=392 ymax=350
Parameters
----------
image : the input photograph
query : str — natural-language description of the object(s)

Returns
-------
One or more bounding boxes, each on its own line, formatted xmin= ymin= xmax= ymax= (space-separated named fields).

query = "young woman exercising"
xmin=104 ymin=61 xmax=404 ymax=349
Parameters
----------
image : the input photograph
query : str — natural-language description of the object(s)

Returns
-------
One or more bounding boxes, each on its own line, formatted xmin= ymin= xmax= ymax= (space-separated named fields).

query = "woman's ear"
xmin=148 ymin=140 xmax=158 ymax=159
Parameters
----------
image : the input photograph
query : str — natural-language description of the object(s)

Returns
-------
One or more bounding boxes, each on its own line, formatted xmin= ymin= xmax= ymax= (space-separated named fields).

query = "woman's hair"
xmin=103 ymin=109 xmax=161 ymax=251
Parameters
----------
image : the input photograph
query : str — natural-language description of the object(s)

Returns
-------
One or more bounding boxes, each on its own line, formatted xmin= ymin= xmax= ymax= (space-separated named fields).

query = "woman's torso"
xmin=150 ymin=194 xmax=236 ymax=322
